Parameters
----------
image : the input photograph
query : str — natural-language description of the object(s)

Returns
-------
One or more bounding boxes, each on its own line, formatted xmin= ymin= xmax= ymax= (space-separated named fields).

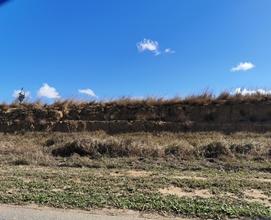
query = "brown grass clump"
xmin=164 ymin=140 xmax=195 ymax=160
xmin=183 ymin=91 xmax=214 ymax=105
xmin=52 ymin=140 xmax=91 ymax=157
xmin=216 ymin=92 xmax=231 ymax=101
xmin=12 ymin=158 xmax=30 ymax=166
xmin=52 ymin=138 xmax=161 ymax=158
xmin=200 ymin=142 xmax=232 ymax=159
xmin=230 ymin=144 xmax=254 ymax=155
xmin=0 ymin=102 xmax=10 ymax=111
xmin=44 ymin=138 xmax=56 ymax=147
xmin=268 ymin=148 xmax=271 ymax=159
xmin=51 ymin=100 xmax=88 ymax=111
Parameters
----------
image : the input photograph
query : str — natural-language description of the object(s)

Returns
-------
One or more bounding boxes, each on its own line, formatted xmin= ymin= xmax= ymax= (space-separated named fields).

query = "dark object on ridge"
xmin=18 ymin=88 xmax=25 ymax=104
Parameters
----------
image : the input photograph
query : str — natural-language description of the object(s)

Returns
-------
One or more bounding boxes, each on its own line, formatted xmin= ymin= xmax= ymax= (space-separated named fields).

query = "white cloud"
xmin=164 ymin=48 xmax=175 ymax=54
xmin=12 ymin=90 xmax=31 ymax=99
xmin=37 ymin=83 xmax=61 ymax=99
xmin=233 ymin=88 xmax=271 ymax=95
xmin=137 ymin=39 xmax=160 ymax=56
xmin=136 ymin=39 xmax=175 ymax=56
xmin=231 ymin=62 xmax=255 ymax=72
xmin=78 ymin=88 xmax=96 ymax=97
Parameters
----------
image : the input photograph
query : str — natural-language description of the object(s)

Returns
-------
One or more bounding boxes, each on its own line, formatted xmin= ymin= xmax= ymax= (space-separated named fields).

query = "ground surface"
xmin=0 ymin=165 xmax=270 ymax=219
xmin=0 ymin=205 xmax=187 ymax=220
xmin=0 ymin=132 xmax=270 ymax=219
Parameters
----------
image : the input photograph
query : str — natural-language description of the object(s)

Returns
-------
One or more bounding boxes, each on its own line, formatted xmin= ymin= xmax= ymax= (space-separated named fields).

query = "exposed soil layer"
xmin=2 ymin=98 xmax=271 ymax=133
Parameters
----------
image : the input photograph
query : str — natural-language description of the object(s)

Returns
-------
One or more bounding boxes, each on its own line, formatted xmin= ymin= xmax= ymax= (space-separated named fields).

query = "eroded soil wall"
xmin=1 ymin=101 xmax=271 ymax=133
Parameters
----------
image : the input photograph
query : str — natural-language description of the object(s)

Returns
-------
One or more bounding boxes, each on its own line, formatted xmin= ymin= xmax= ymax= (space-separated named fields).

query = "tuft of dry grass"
xmin=183 ymin=91 xmax=214 ymax=105
xmin=200 ymin=142 xmax=233 ymax=159
xmin=164 ymin=140 xmax=195 ymax=160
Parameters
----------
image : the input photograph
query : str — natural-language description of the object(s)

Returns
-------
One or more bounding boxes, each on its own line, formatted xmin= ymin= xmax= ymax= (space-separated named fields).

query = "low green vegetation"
xmin=0 ymin=131 xmax=270 ymax=219
xmin=0 ymin=166 xmax=270 ymax=219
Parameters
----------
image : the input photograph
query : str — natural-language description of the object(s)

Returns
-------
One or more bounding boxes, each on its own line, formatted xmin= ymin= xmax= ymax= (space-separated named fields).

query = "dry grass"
xmin=0 ymin=131 xmax=269 ymax=168
xmin=51 ymin=138 xmax=161 ymax=158
xmin=2 ymin=91 xmax=271 ymax=110
xmin=96 ymin=92 xmax=271 ymax=106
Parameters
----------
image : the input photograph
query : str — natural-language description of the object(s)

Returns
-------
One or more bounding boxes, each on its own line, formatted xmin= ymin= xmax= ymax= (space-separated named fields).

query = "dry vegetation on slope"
xmin=0 ymin=131 xmax=270 ymax=219
xmin=0 ymin=131 xmax=270 ymax=168
xmin=0 ymin=93 xmax=271 ymax=219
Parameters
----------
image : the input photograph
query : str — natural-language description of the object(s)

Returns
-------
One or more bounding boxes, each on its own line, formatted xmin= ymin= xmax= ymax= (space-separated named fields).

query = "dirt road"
xmin=0 ymin=205 xmax=184 ymax=220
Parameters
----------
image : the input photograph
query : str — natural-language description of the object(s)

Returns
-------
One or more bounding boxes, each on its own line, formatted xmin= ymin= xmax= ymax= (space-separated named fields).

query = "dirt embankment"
xmin=1 ymin=99 xmax=271 ymax=133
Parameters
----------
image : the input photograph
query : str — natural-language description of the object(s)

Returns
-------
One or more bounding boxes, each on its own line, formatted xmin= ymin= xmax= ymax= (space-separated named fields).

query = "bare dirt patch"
xmin=110 ymin=170 xmax=152 ymax=178
xmin=6 ymin=188 xmax=18 ymax=195
xmin=159 ymin=186 xmax=213 ymax=199
xmin=126 ymin=170 xmax=151 ymax=177
xmin=109 ymin=171 xmax=123 ymax=177
xmin=244 ymin=189 xmax=271 ymax=207
xmin=173 ymin=176 xmax=207 ymax=181
xmin=219 ymin=192 xmax=239 ymax=200
xmin=51 ymin=188 xmax=64 ymax=193
xmin=252 ymin=177 xmax=271 ymax=183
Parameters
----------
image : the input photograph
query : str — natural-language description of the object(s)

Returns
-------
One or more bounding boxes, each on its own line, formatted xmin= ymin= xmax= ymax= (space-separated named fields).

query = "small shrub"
xmin=267 ymin=148 xmax=271 ymax=159
xmin=52 ymin=138 xmax=160 ymax=158
xmin=183 ymin=91 xmax=214 ymax=105
xmin=12 ymin=159 xmax=30 ymax=166
xmin=52 ymin=140 xmax=91 ymax=157
xmin=230 ymin=144 xmax=254 ymax=155
xmin=44 ymin=139 xmax=55 ymax=147
xmin=201 ymin=142 xmax=232 ymax=159
xmin=216 ymin=92 xmax=230 ymax=100
xmin=165 ymin=141 xmax=194 ymax=160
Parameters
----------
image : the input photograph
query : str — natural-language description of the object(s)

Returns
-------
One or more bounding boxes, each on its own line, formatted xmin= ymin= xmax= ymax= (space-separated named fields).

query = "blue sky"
xmin=1 ymin=0 xmax=271 ymax=102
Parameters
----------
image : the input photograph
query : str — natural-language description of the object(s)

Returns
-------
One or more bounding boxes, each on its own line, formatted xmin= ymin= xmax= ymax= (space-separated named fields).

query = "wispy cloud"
xmin=164 ymin=48 xmax=175 ymax=54
xmin=136 ymin=39 xmax=175 ymax=56
xmin=12 ymin=90 xmax=31 ymax=99
xmin=231 ymin=62 xmax=255 ymax=72
xmin=37 ymin=83 xmax=61 ymax=99
xmin=137 ymin=39 xmax=160 ymax=56
xmin=233 ymin=88 xmax=271 ymax=95
xmin=78 ymin=88 xmax=96 ymax=97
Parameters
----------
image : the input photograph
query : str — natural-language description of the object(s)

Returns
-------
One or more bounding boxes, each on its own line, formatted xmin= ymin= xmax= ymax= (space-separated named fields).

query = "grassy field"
xmin=0 ymin=131 xmax=270 ymax=219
